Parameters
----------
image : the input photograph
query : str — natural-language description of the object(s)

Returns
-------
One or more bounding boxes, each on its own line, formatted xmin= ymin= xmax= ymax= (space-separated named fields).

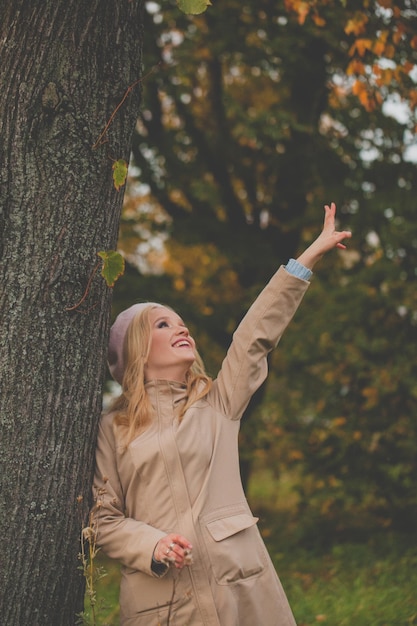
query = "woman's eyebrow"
xmin=153 ymin=315 xmax=168 ymax=324
xmin=153 ymin=314 xmax=185 ymax=325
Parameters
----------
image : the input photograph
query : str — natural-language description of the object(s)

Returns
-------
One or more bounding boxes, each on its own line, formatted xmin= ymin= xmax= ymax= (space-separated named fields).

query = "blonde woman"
xmin=93 ymin=203 xmax=351 ymax=625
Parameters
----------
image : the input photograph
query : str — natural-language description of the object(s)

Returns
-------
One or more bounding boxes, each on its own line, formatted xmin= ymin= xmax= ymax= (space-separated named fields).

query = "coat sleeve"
xmin=91 ymin=413 xmax=168 ymax=577
xmin=212 ymin=266 xmax=310 ymax=420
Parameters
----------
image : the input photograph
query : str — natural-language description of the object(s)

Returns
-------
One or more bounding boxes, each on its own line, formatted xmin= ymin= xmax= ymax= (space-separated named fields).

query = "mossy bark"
xmin=0 ymin=2 xmax=143 ymax=624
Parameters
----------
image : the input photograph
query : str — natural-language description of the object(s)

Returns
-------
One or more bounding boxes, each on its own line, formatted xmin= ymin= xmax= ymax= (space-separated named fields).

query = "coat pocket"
xmin=120 ymin=567 xmax=174 ymax=621
xmin=200 ymin=505 xmax=267 ymax=585
xmin=120 ymin=567 xmax=198 ymax=625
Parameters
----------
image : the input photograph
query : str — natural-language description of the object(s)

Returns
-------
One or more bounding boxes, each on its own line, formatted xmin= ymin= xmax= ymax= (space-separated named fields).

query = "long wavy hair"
xmin=110 ymin=304 xmax=212 ymax=446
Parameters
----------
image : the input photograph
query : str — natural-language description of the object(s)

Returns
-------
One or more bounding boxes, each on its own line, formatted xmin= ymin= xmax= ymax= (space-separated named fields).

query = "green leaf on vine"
xmin=97 ymin=250 xmax=125 ymax=287
xmin=177 ymin=0 xmax=211 ymax=15
xmin=112 ymin=159 xmax=128 ymax=191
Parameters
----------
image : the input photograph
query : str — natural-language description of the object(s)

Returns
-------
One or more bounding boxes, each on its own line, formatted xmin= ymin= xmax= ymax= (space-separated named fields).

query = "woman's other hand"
xmin=153 ymin=533 xmax=193 ymax=569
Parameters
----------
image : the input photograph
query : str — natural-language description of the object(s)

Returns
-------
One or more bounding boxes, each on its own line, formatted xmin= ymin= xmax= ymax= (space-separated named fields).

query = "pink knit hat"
xmin=108 ymin=302 xmax=161 ymax=384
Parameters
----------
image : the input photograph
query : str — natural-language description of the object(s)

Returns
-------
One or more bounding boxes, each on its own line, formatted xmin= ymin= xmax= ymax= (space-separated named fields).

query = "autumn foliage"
xmin=113 ymin=0 xmax=417 ymax=538
xmin=285 ymin=0 xmax=417 ymax=115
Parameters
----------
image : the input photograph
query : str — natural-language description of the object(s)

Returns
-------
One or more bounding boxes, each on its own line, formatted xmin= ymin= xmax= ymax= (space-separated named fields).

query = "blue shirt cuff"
xmin=285 ymin=258 xmax=312 ymax=281
xmin=151 ymin=556 xmax=169 ymax=576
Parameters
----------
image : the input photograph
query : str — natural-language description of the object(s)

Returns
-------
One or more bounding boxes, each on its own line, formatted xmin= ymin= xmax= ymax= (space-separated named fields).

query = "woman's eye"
xmin=157 ymin=321 xmax=169 ymax=328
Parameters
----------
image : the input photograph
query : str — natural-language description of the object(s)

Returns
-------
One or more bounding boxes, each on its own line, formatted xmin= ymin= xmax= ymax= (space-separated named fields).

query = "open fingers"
xmin=324 ymin=202 xmax=352 ymax=248
xmin=323 ymin=202 xmax=336 ymax=228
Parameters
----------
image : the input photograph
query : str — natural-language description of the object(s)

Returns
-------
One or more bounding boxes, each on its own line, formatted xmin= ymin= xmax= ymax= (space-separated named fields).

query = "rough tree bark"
xmin=0 ymin=2 xmax=143 ymax=624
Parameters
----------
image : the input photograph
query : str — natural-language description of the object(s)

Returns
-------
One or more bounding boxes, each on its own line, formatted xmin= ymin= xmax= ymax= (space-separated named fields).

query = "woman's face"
xmin=144 ymin=306 xmax=196 ymax=382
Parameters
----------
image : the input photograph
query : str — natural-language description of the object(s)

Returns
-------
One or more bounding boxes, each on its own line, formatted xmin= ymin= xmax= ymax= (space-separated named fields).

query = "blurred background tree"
xmin=112 ymin=0 xmax=417 ymax=539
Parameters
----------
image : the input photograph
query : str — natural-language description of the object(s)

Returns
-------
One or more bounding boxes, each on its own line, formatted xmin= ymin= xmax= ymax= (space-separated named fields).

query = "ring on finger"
xmin=165 ymin=548 xmax=171 ymax=555
xmin=169 ymin=542 xmax=176 ymax=550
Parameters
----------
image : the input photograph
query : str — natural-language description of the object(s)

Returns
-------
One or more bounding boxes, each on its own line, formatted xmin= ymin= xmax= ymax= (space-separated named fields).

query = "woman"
xmin=92 ymin=203 xmax=351 ymax=625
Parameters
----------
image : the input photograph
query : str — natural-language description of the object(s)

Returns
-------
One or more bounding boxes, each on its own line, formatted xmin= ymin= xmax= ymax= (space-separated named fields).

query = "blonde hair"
xmin=110 ymin=304 xmax=212 ymax=446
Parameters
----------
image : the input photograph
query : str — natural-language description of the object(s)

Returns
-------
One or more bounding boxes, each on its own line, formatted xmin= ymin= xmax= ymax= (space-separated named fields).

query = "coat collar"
xmin=145 ymin=380 xmax=188 ymax=420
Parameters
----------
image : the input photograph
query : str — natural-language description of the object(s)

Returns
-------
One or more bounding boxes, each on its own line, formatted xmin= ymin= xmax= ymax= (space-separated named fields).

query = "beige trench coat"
xmin=93 ymin=266 xmax=310 ymax=625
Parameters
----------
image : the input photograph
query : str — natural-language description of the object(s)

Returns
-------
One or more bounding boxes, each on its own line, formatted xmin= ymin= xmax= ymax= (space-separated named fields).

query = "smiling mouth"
xmin=173 ymin=340 xmax=192 ymax=348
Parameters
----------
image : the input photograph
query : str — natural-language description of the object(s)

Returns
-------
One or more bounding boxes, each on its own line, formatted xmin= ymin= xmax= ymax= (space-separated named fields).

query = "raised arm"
xmin=211 ymin=202 xmax=351 ymax=420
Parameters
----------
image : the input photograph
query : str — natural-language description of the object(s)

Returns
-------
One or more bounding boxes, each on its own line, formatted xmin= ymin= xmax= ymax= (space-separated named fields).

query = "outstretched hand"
xmin=296 ymin=202 xmax=352 ymax=271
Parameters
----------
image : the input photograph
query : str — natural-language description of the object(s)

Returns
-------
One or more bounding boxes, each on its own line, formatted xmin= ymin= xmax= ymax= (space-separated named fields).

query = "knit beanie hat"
xmin=108 ymin=302 xmax=161 ymax=385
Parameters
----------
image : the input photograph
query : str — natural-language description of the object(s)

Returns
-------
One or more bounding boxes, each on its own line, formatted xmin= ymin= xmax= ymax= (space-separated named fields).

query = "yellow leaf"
xmin=347 ymin=59 xmax=365 ymax=76
xmin=373 ymin=40 xmax=386 ymax=56
xmin=344 ymin=13 xmax=368 ymax=36
xmin=393 ymin=29 xmax=404 ymax=45
xmin=312 ymin=14 xmax=326 ymax=27
xmin=361 ymin=95 xmax=373 ymax=111
xmin=112 ymin=159 xmax=128 ymax=191
xmin=297 ymin=2 xmax=310 ymax=25
xmin=289 ymin=449 xmax=304 ymax=461
xmin=97 ymin=250 xmax=125 ymax=287
xmin=378 ymin=0 xmax=393 ymax=8
xmin=362 ymin=386 xmax=379 ymax=408
xmin=384 ymin=43 xmax=395 ymax=59
xmin=177 ymin=0 xmax=211 ymax=15
xmin=352 ymin=79 xmax=365 ymax=96
xmin=353 ymin=38 xmax=373 ymax=57
xmin=328 ymin=475 xmax=340 ymax=488
xmin=174 ymin=277 xmax=186 ymax=291
xmin=380 ymin=68 xmax=393 ymax=85
xmin=409 ymin=89 xmax=417 ymax=110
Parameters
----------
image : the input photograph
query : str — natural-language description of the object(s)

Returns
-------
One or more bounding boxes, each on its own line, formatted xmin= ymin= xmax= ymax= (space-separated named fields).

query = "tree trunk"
xmin=0 ymin=2 xmax=143 ymax=624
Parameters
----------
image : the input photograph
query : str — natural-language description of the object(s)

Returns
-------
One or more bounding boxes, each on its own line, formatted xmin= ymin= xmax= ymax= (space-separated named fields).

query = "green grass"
xmin=250 ymin=469 xmax=417 ymax=625
xmin=81 ymin=556 xmax=120 ymax=626
xmin=274 ymin=536 xmax=417 ymax=626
